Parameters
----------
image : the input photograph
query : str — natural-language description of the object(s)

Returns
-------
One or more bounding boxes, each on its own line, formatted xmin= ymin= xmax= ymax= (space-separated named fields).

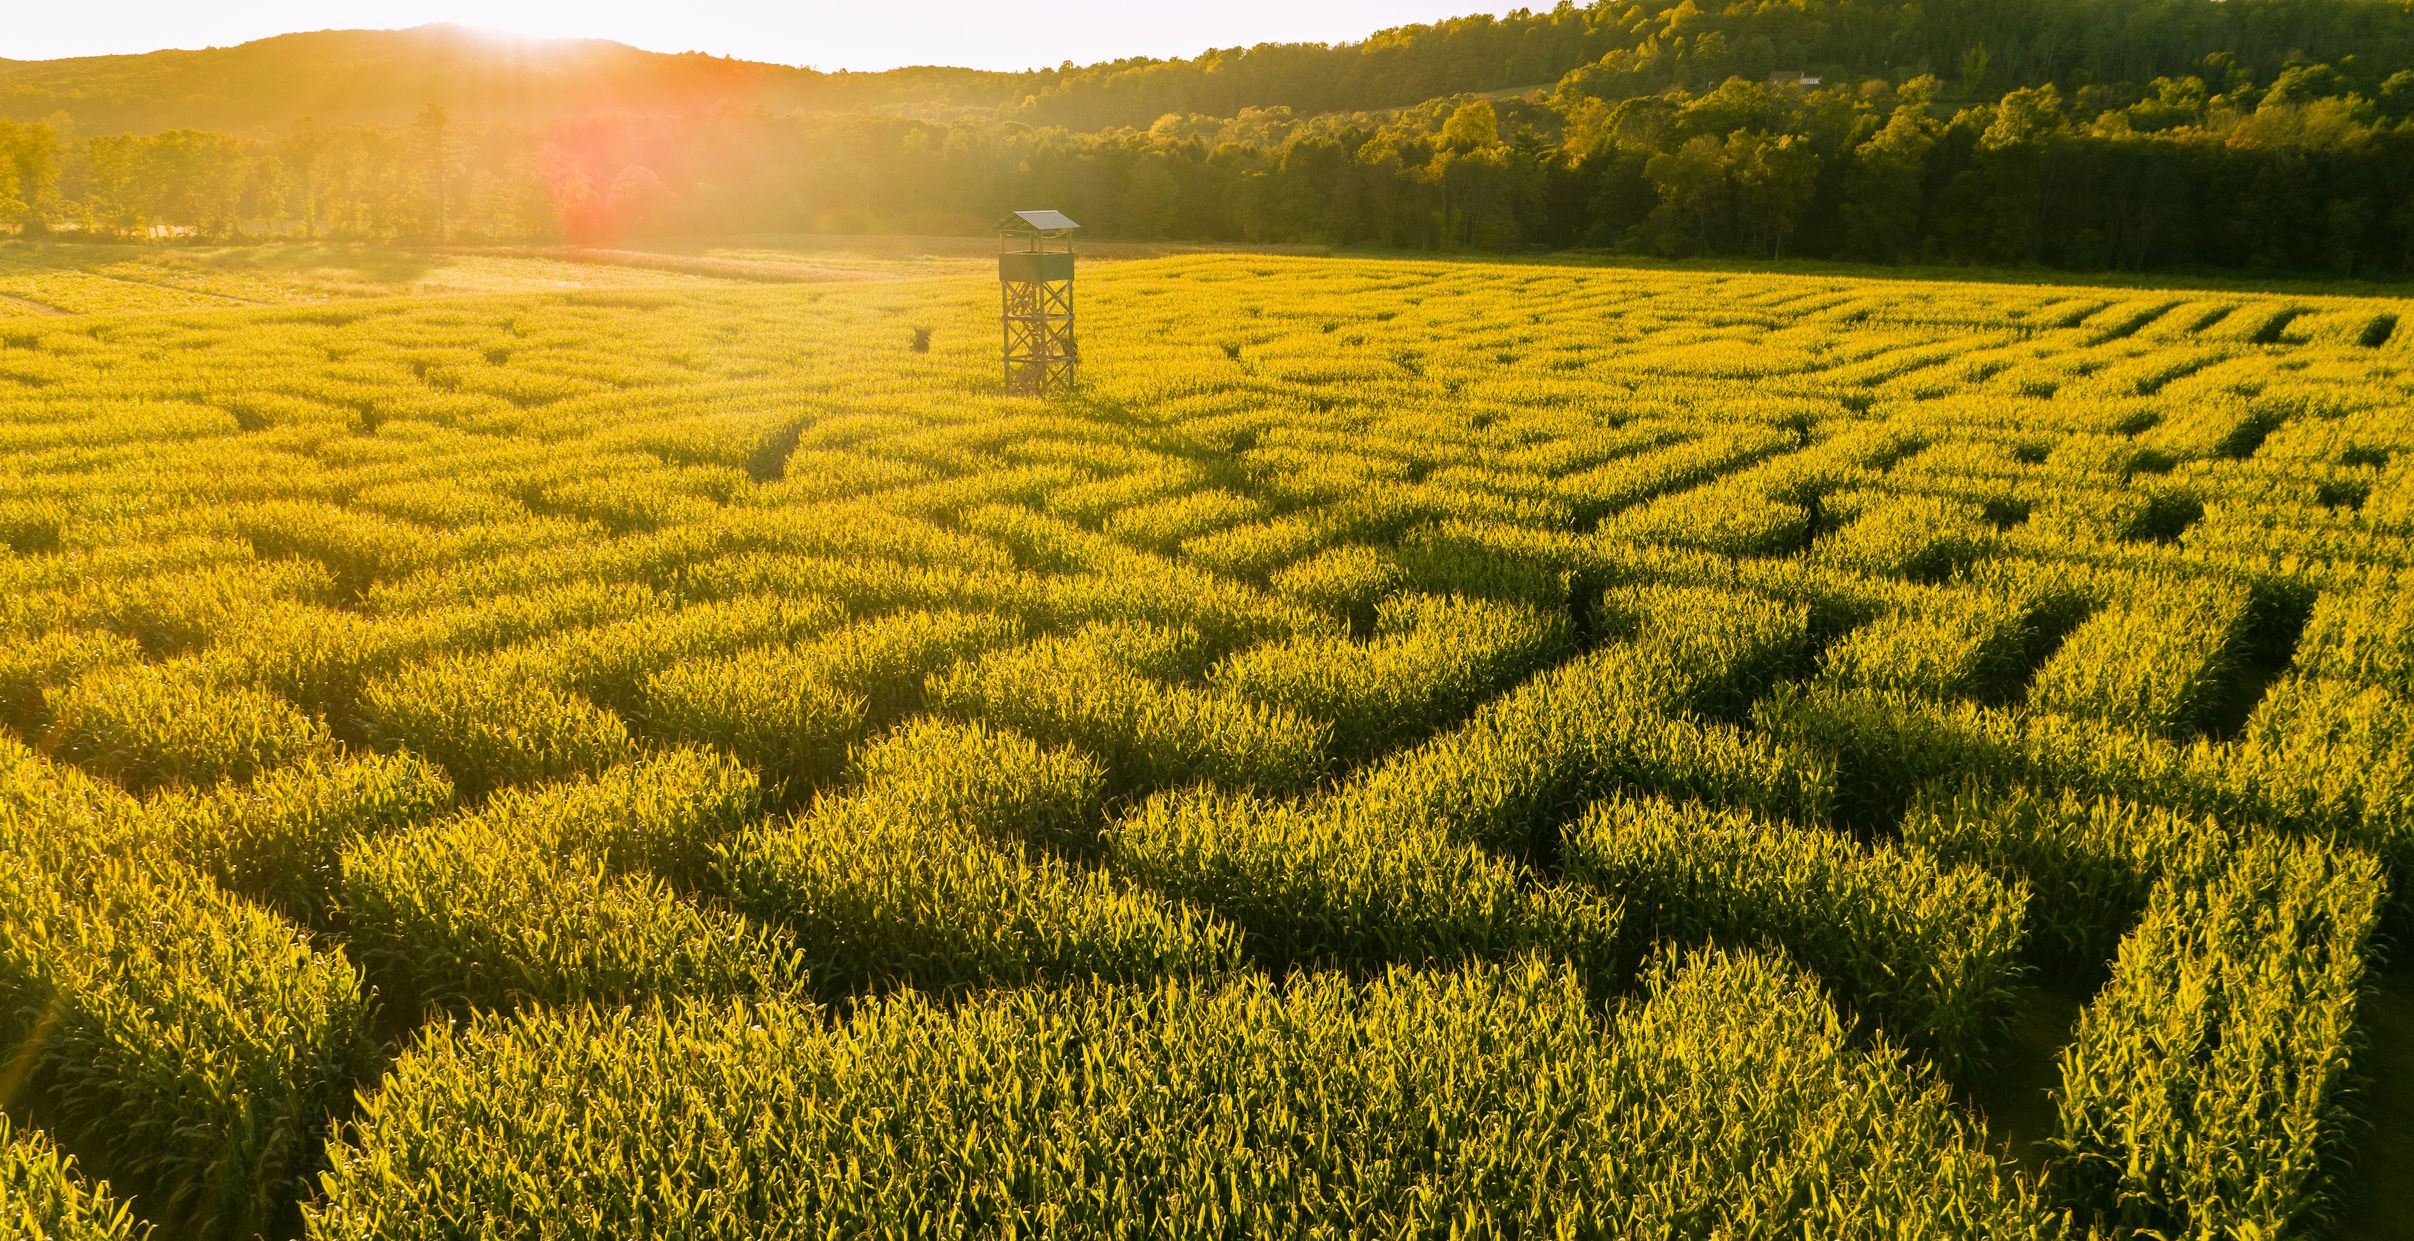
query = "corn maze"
xmin=0 ymin=243 xmax=2410 ymax=1238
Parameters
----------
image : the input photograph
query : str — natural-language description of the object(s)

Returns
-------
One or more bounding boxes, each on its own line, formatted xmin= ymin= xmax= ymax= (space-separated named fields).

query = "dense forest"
xmin=5 ymin=0 xmax=2414 ymax=277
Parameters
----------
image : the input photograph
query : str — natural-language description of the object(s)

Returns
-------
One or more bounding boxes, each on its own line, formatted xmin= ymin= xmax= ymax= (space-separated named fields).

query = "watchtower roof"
xmin=998 ymin=210 xmax=1082 ymax=236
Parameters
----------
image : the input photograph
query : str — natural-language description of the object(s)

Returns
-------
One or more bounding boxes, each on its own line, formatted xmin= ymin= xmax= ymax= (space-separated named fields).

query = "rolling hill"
xmin=0 ymin=25 xmax=1020 ymax=135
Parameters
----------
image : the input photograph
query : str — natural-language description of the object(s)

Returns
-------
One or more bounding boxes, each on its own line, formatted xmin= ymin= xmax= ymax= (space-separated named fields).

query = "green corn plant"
xmin=2049 ymin=837 xmax=2384 ymax=1239
xmin=0 ymin=1114 xmax=149 ymax=1241
xmin=1601 ymin=480 xmax=1812 ymax=557
xmin=642 ymin=610 xmax=1014 ymax=801
xmin=144 ymin=751 xmax=457 ymax=925
xmin=1564 ymin=792 xmax=2028 ymax=1070
xmin=1101 ymin=486 xmax=1265 ymax=553
xmin=928 ymin=630 xmax=1330 ymax=795
xmin=1178 ymin=511 xmax=1335 ymax=579
xmin=1335 ymin=604 xmax=1833 ymax=866
xmin=359 ymin=655 xmax=633 ymax=799
xmin=0 ymin=628 xmax=139 ymax=738
xmin=335 ymin=784 xmax=800 ymax=1017
xmin=1814 ymin=491 xmax=2001 ymax=581
xmin=1817 ymin=586 xmax=2034 ymax=702
xmin=65 ymin=558 xmax=338 ymax=656
xmin=2027 ymin=573 xmax=2256 ymax=738
xmin=1265 ymin=542 xmax=1409 ymax=630
xmin=719 ymin=717 xmax=1241 ymax=993
xmin=307 ymin=949 xmax=2065 ymax=1239
xmin=2291 ymin=580 xmax=2414 ymax=686
xmin=1900 ymin=780 xmax=2241 ymax=973
xmin=1107 ymin=783 xmax=1569 ymax=973
xmin=478 ymin=593 xmax=844 ymax=716
xmin=0 ymin=842 xmax=371 ymax=1238
xmin=43 ymin=660 xmax=335 ymax=795
xmin=1208 ymin=592 xmax=1571 ymax=760
xmin=2 ymin=246 xmax=2413 ymax=1241
xmin=477 ymin=744 xmax=759 ymax=887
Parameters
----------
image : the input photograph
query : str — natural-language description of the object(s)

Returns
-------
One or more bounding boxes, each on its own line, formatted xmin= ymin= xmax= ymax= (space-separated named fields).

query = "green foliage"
xmin=719 ymin=718 xmax=1240 ymax=992
xmin=1900 ymin=780 xmax=2239 ymax=971
xmin=1265 ymin=543 xmax=1407 ymax=629
xmin=1108 ymin=784 xmax=1600 ymax=975
xmin=146 ymin=751 xmax=456 ymax=924
xmin=2026 ymin=574 xmax=2255 ymax=738
xmin=309 ymin=950 xmax=2064 ymax=1239
xmin=0 ymin=1115 xmax=147 ymax=1241
xmin=1101 ymin=487 xmax=1263 ymax=553
xmin=1209 ymin=592 xmax=1571 ymax=760
xmin=1178 ymin=511 xmax=1333 ymax=579
xmin=335 ymin=758 xmax=797 ymax=1016
xmin=43 ymin=661 xmax=333 ymax=795
xmin=1333 ymin=593 xmax=1831 ymax=866
xmin=929 ymin=626 xmax=1330 ymax=795
xmin=1565 ymin=793 xmax=2027 ymax=1069
xmin=360 ymin=657 xmax=633 ymax=799
xmin=480 ymin=744 xmax=759 ymax=887
xmin=53 ymin=558 xmax=337 ymax=656
xmin=640 ymin=658 xmax=864 ymax=803
xmin=1817 ymin=585 xmax=2034 ymax=702
xmin=2050 ymin=838 xmax=2384 ymax=1239
xmin=0 ymin=758 xmax=370 ymax=1239
xmin=0 ymin=629 xmax=138 ymax=738
xmin=1816 ymin=492 xmax=2000 ymax=581
xmin=641 ymin=610 xmax=1015 ymax=801
xmin=0 ymin=245 xmax=2406 ymax=1235
xmin=2293 ymin=581 xmax=2414 ymax=687
xmin=1596 ymin=581 xmax=1814 ymax=719
xmin=475 ymin=593 xmax=844 ymax=715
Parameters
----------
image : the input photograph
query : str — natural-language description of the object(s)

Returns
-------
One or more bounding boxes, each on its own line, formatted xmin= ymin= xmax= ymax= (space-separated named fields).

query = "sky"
xmin=6 ymin=2 xmax=1525 ymax=71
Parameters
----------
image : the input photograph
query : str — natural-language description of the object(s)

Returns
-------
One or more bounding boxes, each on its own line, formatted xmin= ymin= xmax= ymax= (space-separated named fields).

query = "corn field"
xmin=0 ymin=241 xmax=2407 ymax=1238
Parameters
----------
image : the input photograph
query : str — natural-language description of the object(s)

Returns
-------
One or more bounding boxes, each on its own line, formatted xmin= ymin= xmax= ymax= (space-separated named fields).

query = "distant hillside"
xmin=0 ymin=26 xmax=1023 ymax=135
xmin=12 ymin=0 xmax=2414 ymax=143
xmin=0 ymin=13 xmax=1631 ymax=138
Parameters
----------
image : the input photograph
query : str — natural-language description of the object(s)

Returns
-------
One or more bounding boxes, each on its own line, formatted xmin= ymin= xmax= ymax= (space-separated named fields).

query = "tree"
xmin=1728 ymin=131 xmax=1818 ymax=258
xmin=412 ymin=104 xmax=457 ymax=241
xmin=1354 ymin=135 xmax=1412 ymax=247
xmin=1643 ymin=134 xmax=1729 ymax=254
xmin=1121 ymin=154 xmax=1180 ymax=239
xmin=0 ymin=121 xmax=62 ymax=234
xmin=2383 ymin=70 xmax=2414 ymax=122
xmin=1224 ymin=170 xmax=1276 ymax=242
xmin=280 ymin=121 xmax=334 ymax=239
xmin=2323 ymin=197 xmax=2375 ymax=276
xmin=7 ymin=6 xmax=2414 ymax=279
xmin=1438 ymin=99 xmax=1501 ymax=153
xmin=1948 ymin=85 xmax=2067 ymax=263
xmin=1839 ymin=103 xmax=1938 ymax=262
xmin=1431 ymin=141 xmax=1522 ymax=249
xmin=543 ymin=147 xmax=602 ymax=242
xmin=0 ymin=137 xmax=24 ymax=232
xmin=605 ymin=165 xmax=675 ymax=237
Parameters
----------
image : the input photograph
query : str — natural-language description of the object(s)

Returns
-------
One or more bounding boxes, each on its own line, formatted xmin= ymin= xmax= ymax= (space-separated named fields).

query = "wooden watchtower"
xmin=998 ymin=210 xmax=1079 ymax=395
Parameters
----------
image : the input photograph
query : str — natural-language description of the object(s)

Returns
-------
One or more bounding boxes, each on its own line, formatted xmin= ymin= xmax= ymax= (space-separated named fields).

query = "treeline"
xmin=9 ymin=72 xmax=2414 ymax=278
xmin=6 ymin=0 xmax=2414 ymax=278
xmin=1013 ymin=0 xmax=2414 ymax=132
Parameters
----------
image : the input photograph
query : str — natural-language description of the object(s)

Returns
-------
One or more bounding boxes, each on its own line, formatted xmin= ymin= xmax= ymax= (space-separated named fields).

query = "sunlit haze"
xmin=6 ymin=2 xmax=1523 ymax=70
